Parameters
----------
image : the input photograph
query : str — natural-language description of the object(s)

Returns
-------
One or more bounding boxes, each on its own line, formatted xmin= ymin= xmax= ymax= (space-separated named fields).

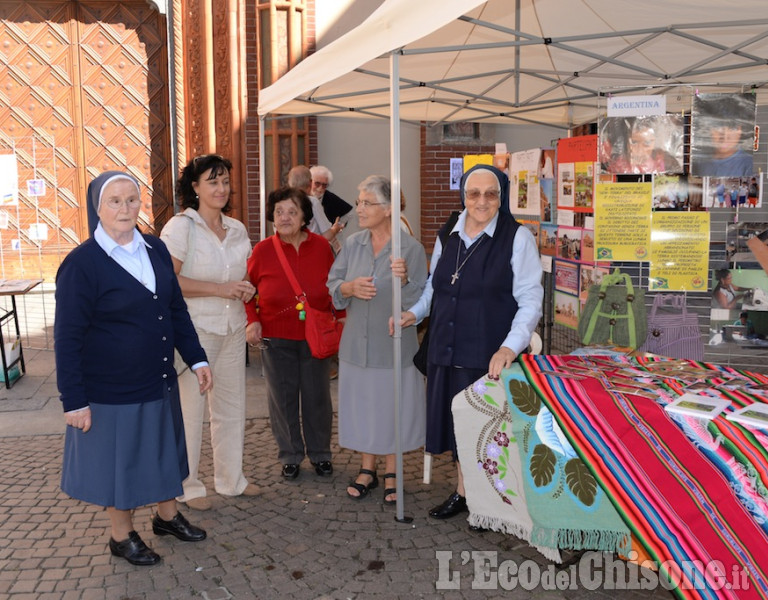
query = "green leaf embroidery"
xmin=564 ymin=458 xmax=598 ymax=506
xmin=484 ymin=394 xmax=498 ymax=407
xmin=509 ymin=379 xmax=541 ymax=416
xmin=530 ymin=444 xmax=556 ymax=487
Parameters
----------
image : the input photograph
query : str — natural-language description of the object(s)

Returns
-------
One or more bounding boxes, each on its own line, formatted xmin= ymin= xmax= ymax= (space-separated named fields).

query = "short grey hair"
xmin=358 ymin=175 xmax=391 ymax=205
xmin=287 ymin=165 xmax=312 ymax=191
xmin=310 ymin=165 xmax=333 ymax=186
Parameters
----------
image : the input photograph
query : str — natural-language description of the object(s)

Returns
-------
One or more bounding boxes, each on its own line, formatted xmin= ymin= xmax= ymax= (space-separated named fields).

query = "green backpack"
xmin=578 ymin=269 xmax=647 ymax=349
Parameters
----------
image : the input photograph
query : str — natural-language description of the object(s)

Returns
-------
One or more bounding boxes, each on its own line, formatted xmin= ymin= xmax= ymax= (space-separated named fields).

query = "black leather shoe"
xmin=109 ymin=531 xmax=161 ymax=566
xmin=151 ymin=512 xmax=206 ymax=542
xmin=311 ymin=461 xmax=333 ymax=477
xmin=429 ymin=492 xmax=468 ymax=519
xmin=282 ymin=463 xmax=300 ymax=479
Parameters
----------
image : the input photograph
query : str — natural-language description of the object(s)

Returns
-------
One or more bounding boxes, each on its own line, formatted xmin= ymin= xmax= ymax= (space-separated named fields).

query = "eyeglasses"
xmin=104 ymin=198 xmax=141 ymax=210
xmin=465 ymin=189 xmax=501 ymax=202
xmin=355 ymin=199 xmax=385 ymax=209
xmin=312 ymin=180 xmax=329 ymax=189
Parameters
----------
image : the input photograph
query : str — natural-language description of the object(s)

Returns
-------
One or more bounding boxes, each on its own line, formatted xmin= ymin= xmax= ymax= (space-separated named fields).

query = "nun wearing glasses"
xmin=396 ymin=164 xmax=543 ymax=521
xmin=55 ymin=171 xmax=212 ymax=566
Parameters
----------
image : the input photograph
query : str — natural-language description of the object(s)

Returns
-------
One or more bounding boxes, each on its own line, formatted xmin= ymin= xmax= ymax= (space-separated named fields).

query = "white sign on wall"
xmin=607 ymin=95 xmax=666 ymax=117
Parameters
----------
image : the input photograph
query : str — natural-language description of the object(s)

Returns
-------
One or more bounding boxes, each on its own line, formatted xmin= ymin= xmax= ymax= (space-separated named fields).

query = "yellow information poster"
xmin=463 ymin=154 xmax=494 ymax=171
xmin=649 ymin=212 xmax=710 ymax=291
xmin=594 ymin=182 xmax=652 ymax=261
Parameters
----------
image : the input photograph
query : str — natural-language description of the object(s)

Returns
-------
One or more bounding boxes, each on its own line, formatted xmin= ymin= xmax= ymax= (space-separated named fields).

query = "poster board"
xmin=594 ymin=182 xmax=652 ymax=261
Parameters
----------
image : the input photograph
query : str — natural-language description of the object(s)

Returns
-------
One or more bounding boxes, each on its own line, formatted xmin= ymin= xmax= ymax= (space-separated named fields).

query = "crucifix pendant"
xmin=450 ymin=271 xmax=459 ymax=285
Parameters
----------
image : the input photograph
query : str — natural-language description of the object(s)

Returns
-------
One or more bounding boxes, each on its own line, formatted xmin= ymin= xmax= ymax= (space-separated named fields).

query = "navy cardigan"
xmin=54 ymin=234 xmax=207 ymax=413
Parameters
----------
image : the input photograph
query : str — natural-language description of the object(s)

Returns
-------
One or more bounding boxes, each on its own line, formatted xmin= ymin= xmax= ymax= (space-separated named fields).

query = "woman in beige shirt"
xmin=160 ymin=154 xmax=260 ymax=510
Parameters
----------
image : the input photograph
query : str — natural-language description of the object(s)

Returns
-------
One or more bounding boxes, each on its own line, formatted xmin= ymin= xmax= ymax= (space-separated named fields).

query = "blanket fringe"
xmin=469 ymin=513 xmax=631 ymax=565
xmin=556 ymin=528 xmax=631 ymax=558
xmin=468 ymin=513 xmax=562 ymax=563
xmin=468 ymin=513 xmax=531 ymax=540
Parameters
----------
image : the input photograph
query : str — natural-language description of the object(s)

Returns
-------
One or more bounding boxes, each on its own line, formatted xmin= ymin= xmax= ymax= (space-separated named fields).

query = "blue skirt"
xmin=61 ymin=384 xmax=189 ymax=510
xmin=425 ymin=364 xmax=485 ymax=458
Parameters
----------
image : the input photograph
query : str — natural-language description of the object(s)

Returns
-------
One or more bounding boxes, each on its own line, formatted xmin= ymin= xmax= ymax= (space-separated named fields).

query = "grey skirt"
xmin=338 ymin=360 xmax=426 ymax=455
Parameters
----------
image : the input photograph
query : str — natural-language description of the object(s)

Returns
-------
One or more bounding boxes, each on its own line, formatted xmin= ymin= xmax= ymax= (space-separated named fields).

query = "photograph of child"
xmin=691 ymin=93 xmax=756 ymax=178
xmin=599 ymin=115 xmax=684 ymax=175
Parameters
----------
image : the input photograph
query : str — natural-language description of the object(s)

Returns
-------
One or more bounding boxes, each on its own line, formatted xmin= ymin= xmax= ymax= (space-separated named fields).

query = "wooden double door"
xmin=0 ymin=1 xmax=172 ymax=278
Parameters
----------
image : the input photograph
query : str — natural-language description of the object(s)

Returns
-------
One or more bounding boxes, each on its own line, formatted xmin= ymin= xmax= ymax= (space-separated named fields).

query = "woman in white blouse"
xmin=160 ymin=154 xmax=260 ymax=510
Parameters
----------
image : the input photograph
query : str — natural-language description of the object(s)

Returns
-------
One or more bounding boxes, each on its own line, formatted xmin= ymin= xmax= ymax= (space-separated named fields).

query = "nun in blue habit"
xmin=55 ymin=171 xmax=213 ymax=565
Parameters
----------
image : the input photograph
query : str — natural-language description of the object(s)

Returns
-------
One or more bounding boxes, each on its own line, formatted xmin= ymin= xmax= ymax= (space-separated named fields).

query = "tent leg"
xmin=423 ymin=452 xmax=432 ymax=484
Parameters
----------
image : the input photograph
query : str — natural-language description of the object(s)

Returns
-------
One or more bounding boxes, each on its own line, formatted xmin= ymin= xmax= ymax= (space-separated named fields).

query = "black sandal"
xmin=347 ymin=468 xmax=378 ymax=500
xmin=383 ymin=473 xmax=397 ymax=505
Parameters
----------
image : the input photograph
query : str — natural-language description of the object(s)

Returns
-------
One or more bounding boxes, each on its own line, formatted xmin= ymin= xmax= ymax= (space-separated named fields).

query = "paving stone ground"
xmin=0 ymin=349 xmax=675 ymax=599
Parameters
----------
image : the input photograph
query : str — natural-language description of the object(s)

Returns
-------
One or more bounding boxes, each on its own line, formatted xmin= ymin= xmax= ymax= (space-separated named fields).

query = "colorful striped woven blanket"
xmin=519 ymin=354 xmax=768 ymax=600
xmin=454 ymin=366 xmax=631 ymax=562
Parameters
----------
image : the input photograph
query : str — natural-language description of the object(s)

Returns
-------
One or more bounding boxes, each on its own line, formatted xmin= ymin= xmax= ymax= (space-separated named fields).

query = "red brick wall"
xmin=306 ymin=1 xmax=318 ymax=166
xmin=244 ymin=0 xmax=260 ymax=241
xmin=419 ymin=126 xmax=494 ymax=252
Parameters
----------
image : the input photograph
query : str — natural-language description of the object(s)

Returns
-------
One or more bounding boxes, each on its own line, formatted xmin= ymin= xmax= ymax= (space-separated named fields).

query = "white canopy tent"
xmin=257 ymin=0 xmax=768 ymax=520
xmin=259 ymin=0 xmax=768 ymax=127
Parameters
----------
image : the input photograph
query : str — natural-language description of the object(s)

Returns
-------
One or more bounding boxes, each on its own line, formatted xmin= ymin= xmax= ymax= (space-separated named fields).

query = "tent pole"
xmin=390 ymin=51 xmax=411 ymax=524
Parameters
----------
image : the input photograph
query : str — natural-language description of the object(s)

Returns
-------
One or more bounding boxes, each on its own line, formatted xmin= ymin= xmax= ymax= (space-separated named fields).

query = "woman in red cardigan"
xmin=245 ymin=187 xmax=339 ymax=480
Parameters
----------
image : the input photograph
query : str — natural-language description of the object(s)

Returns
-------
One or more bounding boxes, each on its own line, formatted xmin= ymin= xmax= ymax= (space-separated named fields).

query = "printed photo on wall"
xmin=581 ymin=230 xmax=594 ymax=263
xmin=653 ymin=175 xmax=705 ymax=210
xmin=509 ymin=148 xmax=542 ymax=216
xmin=579 ymin=265 xmax=609 ymax=307
xmin=704 ymin=174 xmax=762 ymax=209
xmin=557 ymin=225 xmax=582 ymax=261
xmin=540 ymin=223 xmax=558 ymax=256
xmin=558 ymin=164 xmax=575 ymax=208
xmin=539 ymin=149 xmax=555 ymax=179
xmin=726 ymin=221 xmax=768 ymax=267
xmin=691 ymin=93 xmax=756 ymax=178
xmin=554 ymin=259 xmax=580 ymax=296
xmin=709 ymin=268 xmax=768 ymax=353
xmin=574 ymin=163 xmax=594 ymax=210
xmin=540 ymin=177 xmax=553 ymax=222
xmin=518 ymin=219 xmax=540 ymax=247
xmin=554 ymin=260 xmax=579 ymax=296
xmin=554 ymin=290 xmax=580 ymax=330
xmin=599 ymin=115 xmax=684 ymax=175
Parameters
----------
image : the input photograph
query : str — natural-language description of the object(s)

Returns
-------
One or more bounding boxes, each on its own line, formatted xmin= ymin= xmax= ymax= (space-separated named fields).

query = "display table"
xmin=454 ymin=354 xmax=768 ymax=599
xmin=0 ymin=279 xmax=43 ymax=389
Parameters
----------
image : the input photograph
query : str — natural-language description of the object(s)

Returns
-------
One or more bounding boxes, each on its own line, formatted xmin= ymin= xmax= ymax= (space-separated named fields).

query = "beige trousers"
xmin=176 ymin=325 xmax=249 ymax=500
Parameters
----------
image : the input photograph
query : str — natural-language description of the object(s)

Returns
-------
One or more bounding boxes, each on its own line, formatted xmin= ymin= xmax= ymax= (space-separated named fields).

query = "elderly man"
xmin=311 ymin=165 xmax=353 ymax=225
xmin=287 ymin=165 xmax=344 ymax=248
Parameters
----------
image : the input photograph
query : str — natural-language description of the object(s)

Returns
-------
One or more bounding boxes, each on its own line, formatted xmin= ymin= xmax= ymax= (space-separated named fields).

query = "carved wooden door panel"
xmin=0 ymin=1 xmax=171 ymax=278
xmin=76 ymin=2 xmax=173 ymax=236
xmin=0 ymin=1 xmax=82 ymax=273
